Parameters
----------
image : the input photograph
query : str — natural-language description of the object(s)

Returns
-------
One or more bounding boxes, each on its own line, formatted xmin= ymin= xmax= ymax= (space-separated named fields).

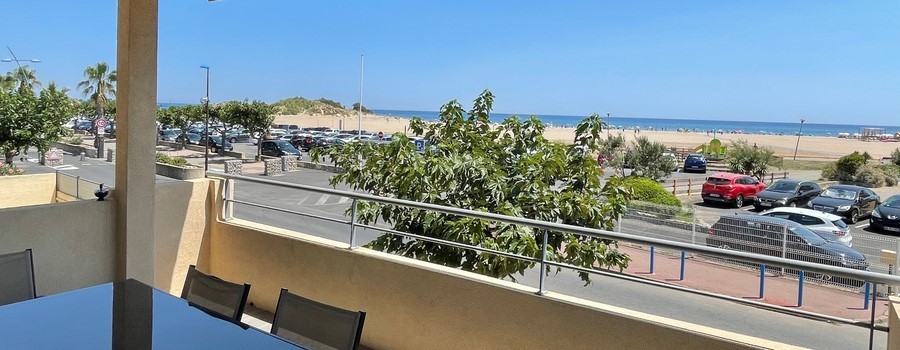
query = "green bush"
xmin=891 ymin=148 xmax=900 ymax=166
xmin=834 ymin=151 xmax=867 ymax=181
xmin=155 ymin=152 xmax=189 ymax=167
xmin=62 ymin=136 xmax=83 ymax=145
xmin=879 ymin=164 xmax=900 ymax=186
xmin=820 ymin=162 xmax=837 ymax=180
xmin=622 ymin=176 xmax=681 ymax=206
xmin=725 ymin=139 xmax=777 ymax=180
xmin=854 ymin=164 xmax=886 ymax=187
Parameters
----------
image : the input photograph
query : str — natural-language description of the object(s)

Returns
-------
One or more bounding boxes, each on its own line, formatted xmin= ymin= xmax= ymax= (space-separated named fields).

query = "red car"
xmin=701 ymin=172 xmax=767 ymax=208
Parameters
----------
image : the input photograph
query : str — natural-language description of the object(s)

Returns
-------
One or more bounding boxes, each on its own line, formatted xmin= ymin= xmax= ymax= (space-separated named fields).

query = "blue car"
xmin=683 ymin=153 xmax=707 ymax=173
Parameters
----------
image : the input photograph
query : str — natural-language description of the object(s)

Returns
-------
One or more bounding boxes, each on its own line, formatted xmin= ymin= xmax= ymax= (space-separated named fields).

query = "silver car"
xmin=759 ymin=207 xmax=852 ymax=247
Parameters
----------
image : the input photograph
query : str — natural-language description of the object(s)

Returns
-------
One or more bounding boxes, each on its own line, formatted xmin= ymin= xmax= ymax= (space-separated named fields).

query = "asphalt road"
xmin=25 ymin=150 xmax=889 ymax=349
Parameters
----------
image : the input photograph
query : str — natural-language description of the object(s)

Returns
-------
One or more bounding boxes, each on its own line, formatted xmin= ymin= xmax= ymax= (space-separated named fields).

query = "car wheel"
xmin=212 ymin=146 xmax=218 ymax=154
xmin=849 ymin=209 xmax=859 ymax=224
xmin=734 ymin=194 xmax=744 ymax=208
xmin=789 ymin=202 xmax=797 ymax=208
xmin=230 ymin=137 xmax=237 ymax=143
xmin=753 ymin=204 xmax=762 ymax=211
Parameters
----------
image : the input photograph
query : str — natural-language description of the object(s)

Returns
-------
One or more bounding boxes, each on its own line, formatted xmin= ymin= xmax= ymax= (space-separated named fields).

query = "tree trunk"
xmin=4 ymin=152 xmax=14 ymax=165
xmin=220 ymin=123 xmax=227 ymax=156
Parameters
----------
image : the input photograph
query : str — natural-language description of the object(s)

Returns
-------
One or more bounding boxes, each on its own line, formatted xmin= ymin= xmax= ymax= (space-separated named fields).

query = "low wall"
xmin=297 ymin=161 xmax=344 ymax=173
xmin=210 ymin=220 xmax=788 ymax=350
xmin=0 ymin=173 xmax=56 ymax=209
xmin=0 ymin=200 xmax=116 ymax=296
xmin=50 ymin=141 xmax=97 ymax=158
xmin=156 ymin=163 xmax=205 ymax=180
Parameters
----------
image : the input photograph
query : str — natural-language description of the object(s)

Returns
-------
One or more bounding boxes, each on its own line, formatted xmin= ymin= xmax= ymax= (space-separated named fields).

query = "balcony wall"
xmin=209 ymin=218 xmax=787 ymax=350
xmin=0 ymin=173 xmax=56 ymax=209
xmin=152 ymin=179 xmax=213 ymax=293
xmin=0 ymin=200 xmax=116 ymax=295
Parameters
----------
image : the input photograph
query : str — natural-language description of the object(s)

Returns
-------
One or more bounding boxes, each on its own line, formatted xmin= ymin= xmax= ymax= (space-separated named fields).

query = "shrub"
xmin=725 ymin=139 xmax=777 ymax=180
xmin=834 ymin=151 xmax=867 ymax=180
xmin=628 ymin=136 xmax=673 ymax=181
xmin=0 ymin=163 xmax=24 ymax=176
xmin=820 ymin=162 xmax=837 ymax=181
xmin=854 ymin=164 xmax=886 ymax=187
xmin=63 ymin=136 xmax=83 ymax=145
xmin=892 ymin=148 xmax=900 ymax=166
xmin=879 ymin=164 xmax=900 ymax=186
xmin=155 ymin=152 xmax=190 ymax=167
xmin=621 ymin=176 xmax=681 ymax=207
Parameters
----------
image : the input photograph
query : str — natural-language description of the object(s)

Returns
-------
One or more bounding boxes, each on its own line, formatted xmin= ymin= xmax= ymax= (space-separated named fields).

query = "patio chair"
xmin=180 ymin=265 xmax=251 ymax=322
xmin=271 ymin=288 xmax=366 ymax=350
xmin=0 ymin=249 xmax=36 ymax=306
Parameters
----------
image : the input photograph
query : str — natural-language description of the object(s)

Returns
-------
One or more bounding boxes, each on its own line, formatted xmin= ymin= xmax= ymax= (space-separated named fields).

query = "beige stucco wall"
xmin=890 ymin=297 xmax=900 ymax=350
xmin=153 ymin=179 xmax=213 ymax=294
xmin=0 ymin=200 xmax=116 ymax=296
xmin=0 ymin=173 xmax=56 ymax=209
xmin=210 ymin=219 xmax=790 ymax=350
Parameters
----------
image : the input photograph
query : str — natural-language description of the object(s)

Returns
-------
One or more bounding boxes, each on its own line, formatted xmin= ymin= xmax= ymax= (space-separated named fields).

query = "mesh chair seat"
xmin=271 ymin=288 xmax=365 ymax=350
xmin=180 ymin=265 xmax=250 ymax=322
xmin=0 ymin=249 xmax=36 ymax=306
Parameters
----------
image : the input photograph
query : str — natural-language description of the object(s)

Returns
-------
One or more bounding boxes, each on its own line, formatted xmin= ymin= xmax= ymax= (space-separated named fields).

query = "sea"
xmin=373 ymin=109 xmax=900 ymax=138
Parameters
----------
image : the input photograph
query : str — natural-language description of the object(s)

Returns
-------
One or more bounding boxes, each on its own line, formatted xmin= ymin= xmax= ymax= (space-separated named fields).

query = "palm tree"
xmin=0 ymin=73 xmax=16 ymax=92
xmin=2 ymin=66 xmax=40 ymax=93
xmin=77 ymin=62 xmax=117 ymax=119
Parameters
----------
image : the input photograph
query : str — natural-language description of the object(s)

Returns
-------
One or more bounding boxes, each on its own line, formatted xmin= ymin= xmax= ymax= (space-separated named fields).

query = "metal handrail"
xmin=212 ymin=172 xmax=900 ymax=286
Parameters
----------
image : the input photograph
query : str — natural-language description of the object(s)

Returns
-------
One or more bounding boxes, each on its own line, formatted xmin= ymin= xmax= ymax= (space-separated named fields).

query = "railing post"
xmin=649 ymin=246 xmax=655 ymax=274
xmin=688 ymin=178 xmax=692 ymax=195
xmin=537 ymin=230 xmax=549 ymax=295
xmin=863 ymin=282 xmax=871 ymax=310
xmin=797 ymin=271 xmax=805 ymax=307
xmin=759 ymin=264 xmax=766 ymax=299
xmin=349 ymin=199 xmax=358 ymax=249
xmin=869 ymin=282 xmax=877 ymax=350
xmin=690 ymin=211 xmax=697 ymax=246
xmin=75 ymin=176 xmax=81 ymax=200
xmin=672 ymin=179 xmax=677 ymax=195
xmin=223 ymin=179 xmax=234 ymax=221
xmin=679 ymin=251 xmax=686 ymax=281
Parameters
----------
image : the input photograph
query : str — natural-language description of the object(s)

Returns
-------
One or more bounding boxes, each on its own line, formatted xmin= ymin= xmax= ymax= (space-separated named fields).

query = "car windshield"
xmin=788 ymin=225 xmax=827 ymax=246
xmin=882 ymin=196 xmax=900 ymax=208
xmin=687 ymin=155 xmax=703 ymax=160
xmin=275 ymin=142 xmax=294 ymax=150
xmin=768 ymin=181 xmax=798 ymax=193
xmin=831 ymin=219 xmax=848 ymax=229
xmin=706 ymin=177 xmax=731 ymax=185
xmin=820 ymin=188 xmax=856 ymax=200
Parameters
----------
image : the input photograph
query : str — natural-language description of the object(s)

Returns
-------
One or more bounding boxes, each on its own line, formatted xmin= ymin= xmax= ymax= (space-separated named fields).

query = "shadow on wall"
xmin=153 ymin=179 xmax=214 ymax=294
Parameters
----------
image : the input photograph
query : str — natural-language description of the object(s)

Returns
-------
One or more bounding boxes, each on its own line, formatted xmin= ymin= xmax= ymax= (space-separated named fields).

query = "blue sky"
xmin=2 ymin=1 xmax=899 ymax=125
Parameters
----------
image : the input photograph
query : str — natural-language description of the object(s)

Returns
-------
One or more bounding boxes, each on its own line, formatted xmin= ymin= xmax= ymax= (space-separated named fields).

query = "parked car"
xmin=870 ymin=195 xmax=900 ymax=233
xmin=225 ymin=131 xmax=252 ymax=143
xmin=74 ymin=120 xmax=94 ymax=132
xmin=662 ymin=152 xmax=678 ymax=172
xmin=753 ymin=179 xmax=822 ymax=210
xmin=176 ymin=132 xmax=201 ymax=145
xmin=316 ymin=137 xmax=348 ymax=149
xmin=701 ymin=172 xmax=767 ymax=208
xmin=290 ymin=135 xmax=317 ymax=151
xmin=199 ymin=135 xmax=233 ymax=153
xmin=260 ymin=140 xmax=302 ymax=159
xmin=158 ymin=129 xmax=181 ymax=142
xmin=683 ymin=153 xmax=707 ymax=173
xmin=808 ymin=185 xmax=879 ymax=224
xmin=707 ymin=214 xmax=868 ymax=275
xmin=759 ymin=207 xmax=852 ymax=247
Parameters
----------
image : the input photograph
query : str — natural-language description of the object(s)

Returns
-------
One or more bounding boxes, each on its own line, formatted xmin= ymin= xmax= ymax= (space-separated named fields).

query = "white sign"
xmin=95 ymin=118 xmax=108 ymax=128
xmin=414 ymin=139 xmax=425 ymax=152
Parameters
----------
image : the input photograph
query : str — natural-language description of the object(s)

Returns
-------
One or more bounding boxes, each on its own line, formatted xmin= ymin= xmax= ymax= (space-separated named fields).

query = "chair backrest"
xmin=0 ymin=249 xmax=36 ymax=306
xmin=180 ymin=265 xmax=250 ymax=322
xmin=271 ymin=289 xmax=366 ymax=350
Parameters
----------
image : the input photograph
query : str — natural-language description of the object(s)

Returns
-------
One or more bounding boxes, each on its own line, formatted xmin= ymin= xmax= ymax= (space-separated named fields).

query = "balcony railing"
xmin=213 ymin=171 xmax=900 ymax=349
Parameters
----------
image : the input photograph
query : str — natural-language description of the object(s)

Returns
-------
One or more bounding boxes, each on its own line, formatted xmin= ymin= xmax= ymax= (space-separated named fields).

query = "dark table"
xmin=0 ymin=279 xmax=302 ymax=349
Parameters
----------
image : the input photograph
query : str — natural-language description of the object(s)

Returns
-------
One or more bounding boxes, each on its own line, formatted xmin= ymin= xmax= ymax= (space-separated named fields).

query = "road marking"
xmin=314 ymin=195 xmax=331 ymax=205
xmin=855 ymin=223 xmax=869 ymax=229
xmin=52 ymin=165 xmax=79 ymax=170
xmin=338 ymin=197 xmax=350 ymax=204
xmin=296 ymin=194 xmax=310 ymax=205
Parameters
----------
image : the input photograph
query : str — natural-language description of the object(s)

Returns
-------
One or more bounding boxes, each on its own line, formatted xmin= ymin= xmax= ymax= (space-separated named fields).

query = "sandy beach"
xmin=274 ymin=113 xmax=900 ymax=160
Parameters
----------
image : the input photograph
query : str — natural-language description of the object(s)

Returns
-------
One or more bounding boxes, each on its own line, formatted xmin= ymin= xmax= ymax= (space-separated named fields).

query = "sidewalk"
xmin=619 ymin=244 xmax=891 ymax=323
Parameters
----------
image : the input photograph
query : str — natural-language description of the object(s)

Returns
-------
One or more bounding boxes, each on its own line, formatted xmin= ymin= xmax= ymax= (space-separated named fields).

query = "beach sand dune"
xmin=274 ymin=114 xmax=899 ymax=160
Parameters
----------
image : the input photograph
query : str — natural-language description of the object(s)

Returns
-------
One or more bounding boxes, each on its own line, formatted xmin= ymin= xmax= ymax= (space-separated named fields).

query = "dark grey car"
xmin=808 ymin=185 xmax=879 ymax=224
xmin=754 ymin=179 xmax=822 ymax=211
xmin=871 ymin=195 xmax=900 ymax=233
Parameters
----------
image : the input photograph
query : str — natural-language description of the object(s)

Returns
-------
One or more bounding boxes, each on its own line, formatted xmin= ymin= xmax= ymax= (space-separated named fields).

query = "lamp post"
xmin=793 ymin=118 xmax=805 ymax=160
xmin=2 ymin=46 xmax=40 ymax=91
xmin=358 ymin=55 xmax=364 ymax=138
xmin=200 ymin=65 xmax=210 ymax=172
xmin=606 ymin=112 xmax=611 ymax=138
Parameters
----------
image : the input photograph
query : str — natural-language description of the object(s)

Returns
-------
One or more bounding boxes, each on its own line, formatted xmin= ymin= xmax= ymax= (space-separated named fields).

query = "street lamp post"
xmin=606 ymin=112 xmax=611 ymax=138
xmin=200 ymin=65 xmax=210 ymax=172
xmin=358 ymin=55 xmax=364 ymax=138
xmin=3 ymin=46 xmax=41 ymax=91
xmin=793 ymin=118 xmax=806 ymax=160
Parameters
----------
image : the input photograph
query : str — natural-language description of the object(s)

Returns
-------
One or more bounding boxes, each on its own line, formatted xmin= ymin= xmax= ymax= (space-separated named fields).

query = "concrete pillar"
xmin=115 ymin=0 xmax=158 ymax=284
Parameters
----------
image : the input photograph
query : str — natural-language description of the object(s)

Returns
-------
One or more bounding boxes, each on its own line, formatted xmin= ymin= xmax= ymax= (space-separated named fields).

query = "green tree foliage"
xmin=3 ymin=66 xmax=40 ymax=94
xmin=834 ymin=151 xmax=868 ymax=181
xmin=821 ymin=151 xmax=897 ymax=187
xmin=596 ymin=134 xmax=626 ymax=174
xmin=312 ymin=90 xmax=632 ymax=284
xmin=0 ymin=84 xmax=74 ymax=164
xmin=77 ymin=62 xmax=117 ymax=119
xmin=627 ymin=136 xmax=673 ymax=181
xmin=157 ymin=104 xmax=203 ymax=147
xmin=351 ymin=102 xmax=373 ymax=114
xmin=725 ymin=139 xmax=777 ymax=180
xmin=620 ymin=176 xmax=680 ymax=206
xmin=218 ymin=100 xmax=275 ymax=157
xmin=891 ymin=148 xmax=900 ymax=166
xmin=272 ymin=97 xmax=349 ymax=116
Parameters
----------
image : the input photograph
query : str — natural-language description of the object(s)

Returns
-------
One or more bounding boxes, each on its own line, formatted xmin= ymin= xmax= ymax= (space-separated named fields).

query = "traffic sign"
xmin=414 ymin=139 xmax=425 ymax=152
xmin=46 ymin=149 xmax=62 ymax=161
xmin=377 ymin=131 xmax=384 ymax=140
xmin=95 ymin=118 xmax=108 ymax=129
